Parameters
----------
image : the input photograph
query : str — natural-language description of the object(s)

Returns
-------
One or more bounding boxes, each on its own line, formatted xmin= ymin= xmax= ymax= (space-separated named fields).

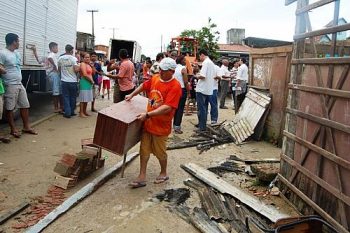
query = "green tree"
xmin=180 ymin=18 xmax=220 ymax=60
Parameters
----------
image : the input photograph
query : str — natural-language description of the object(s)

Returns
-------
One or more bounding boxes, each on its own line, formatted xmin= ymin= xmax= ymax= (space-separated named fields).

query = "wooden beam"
xmin=181 ymin=163 xmax=290 ymax=223
xmin=286 ymin=108 xmax=350 ymax=134
xmin=0 ymin=202 xmax=29 ymax=225
xmin=294 ymin=23 xmax=350 ymax=40
xmin=291 ymin=57 xmax=350 ymax=65
xmin=278 ymin=174 xmax=349 ymax=233
xmin=296 ymin=0 xmax=335 ymax=15
xmin=26 ymin=152 xmax=139 ymax=233
xmin=288 ymin=83 xmax=350 ymax=99
xmin=281 ymin=154 xmax=350 ymax=206
xmin=283 ymin=131 xmax=350 ymax=170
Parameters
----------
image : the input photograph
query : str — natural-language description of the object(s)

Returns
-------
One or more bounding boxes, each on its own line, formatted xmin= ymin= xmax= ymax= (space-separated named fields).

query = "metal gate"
xmin=279 ymin=1 xmax=350 ymax=233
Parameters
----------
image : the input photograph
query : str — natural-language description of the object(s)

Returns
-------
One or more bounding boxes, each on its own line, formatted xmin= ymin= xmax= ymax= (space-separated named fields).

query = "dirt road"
xmin=0 ymin=97 xmax=296 ymax=233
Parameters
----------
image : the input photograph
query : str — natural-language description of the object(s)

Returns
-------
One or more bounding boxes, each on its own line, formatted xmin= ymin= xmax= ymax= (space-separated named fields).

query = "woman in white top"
xmin=173 ymin=55 xmax=190 ymax=134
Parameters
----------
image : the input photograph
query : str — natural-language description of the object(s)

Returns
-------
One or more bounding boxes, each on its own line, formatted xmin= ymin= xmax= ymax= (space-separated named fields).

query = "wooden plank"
xmin=189 ymin=207 xmax=222 ymax=233
xmin=181 ymin=163 xmax=290 ymax=222
xmin=26 ymin=152 xmax=139 ymax=233
xmin=53 ymin=175 xmax=75 ymax=190
xmin=281 ymin=154 xmax=350 ymax=206
xmin=291 ymin=57 xmax=350 ymax=65
xmin=286 ymin=107 xmax=350 ymax=134
xmin=0 ymin=202 xmax=29 ymax=225
xmin=288 ymin=83 xmax=350 ymax=99
xmin=296 ymin=0 xmax=335 ymax=15
xmin=294 ymin=23 xmax=350 ymax=40
xmin=283 ymin=131 xmax=350 ymax=169
xmin=278 ymin=174 xmax=349 ymax=233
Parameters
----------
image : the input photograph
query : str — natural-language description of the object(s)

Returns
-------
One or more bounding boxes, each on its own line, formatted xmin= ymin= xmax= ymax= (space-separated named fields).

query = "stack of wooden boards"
xmin=53 ymin=144 xmax=104 ymax=189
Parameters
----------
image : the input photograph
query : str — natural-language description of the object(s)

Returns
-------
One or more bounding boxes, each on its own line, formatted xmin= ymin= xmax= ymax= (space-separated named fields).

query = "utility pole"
xmin=101 ymin=27 xmax=118 ymax=39
xmin=110 ymin=27 xmax=118 ymax=39
xmin=87 ymin=9 xmax=98 ymax=48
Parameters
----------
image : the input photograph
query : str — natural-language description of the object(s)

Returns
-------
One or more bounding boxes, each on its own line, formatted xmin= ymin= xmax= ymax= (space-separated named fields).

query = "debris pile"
xmin=53 ymin=139 xmax=105 ymax=189
xmin=168 ymin=123 xmax=234 ymax=154
xmin=167 ymin=163 xmax=291 ymax=233
xmin=11 ymin=186 xmax=65 ymax=231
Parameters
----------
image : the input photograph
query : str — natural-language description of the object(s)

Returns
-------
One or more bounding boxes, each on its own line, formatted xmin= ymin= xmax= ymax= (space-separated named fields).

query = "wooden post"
xmin=121 ymin=153 xmax=127 ymax=178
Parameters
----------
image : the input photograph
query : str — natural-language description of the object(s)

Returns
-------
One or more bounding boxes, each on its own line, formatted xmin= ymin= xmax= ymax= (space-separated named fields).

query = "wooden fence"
xmin=280 ymin=1 xmax=350 ymax=232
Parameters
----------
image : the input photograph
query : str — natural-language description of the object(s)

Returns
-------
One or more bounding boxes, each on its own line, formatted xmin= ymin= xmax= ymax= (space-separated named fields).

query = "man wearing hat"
xmin=125 ymin=57 xmax=182 ymax=188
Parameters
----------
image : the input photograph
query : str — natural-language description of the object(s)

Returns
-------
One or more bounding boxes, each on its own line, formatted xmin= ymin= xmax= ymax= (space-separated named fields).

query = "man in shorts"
xmin=125 ymin=57 xmax=181 ymax=188
xmin=0 ymin=33 xmax=37 ymax=138
xmin=0 ymin=66 xmax=11 ymax=143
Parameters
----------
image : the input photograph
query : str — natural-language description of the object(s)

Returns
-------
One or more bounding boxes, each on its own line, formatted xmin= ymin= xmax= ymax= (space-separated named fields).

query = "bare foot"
xmin=79 ymin=114 xmax=87 ymax=118
xmin=84 ymin=112 xmax=91 ymax=116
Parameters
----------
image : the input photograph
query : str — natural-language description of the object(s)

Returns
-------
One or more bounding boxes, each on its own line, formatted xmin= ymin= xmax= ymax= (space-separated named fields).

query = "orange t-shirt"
xmin=185 ymin=56 xmax=193 ymax=75
xmin=142 ymin=63 xmax=151 ymax=80
xmin=118 ymin=59 xmax=135 ymax=91
xmin=142 ymin=74 xmax=182 ymax=136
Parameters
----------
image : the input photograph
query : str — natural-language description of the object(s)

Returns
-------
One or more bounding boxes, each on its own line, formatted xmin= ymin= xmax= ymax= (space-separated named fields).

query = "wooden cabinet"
xmin=93 ymin=95 xmax=148 ymax=155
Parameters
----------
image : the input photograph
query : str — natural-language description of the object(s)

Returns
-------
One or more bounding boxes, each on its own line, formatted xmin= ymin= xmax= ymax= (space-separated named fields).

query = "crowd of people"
xmin=0 ymin=32 xmax=249 ymax=189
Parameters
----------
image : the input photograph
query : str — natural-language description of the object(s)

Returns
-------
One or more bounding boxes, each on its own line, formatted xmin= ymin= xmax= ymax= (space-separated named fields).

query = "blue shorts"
xmin=48 ymin=72 xmax=61 ymax=96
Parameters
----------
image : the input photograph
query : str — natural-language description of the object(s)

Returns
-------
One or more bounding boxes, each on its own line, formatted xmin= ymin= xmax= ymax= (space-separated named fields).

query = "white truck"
xmin=109 ymin=39 xmax=142 ymax=62
xmin=0 ymin=0 xmax=79 ymax=92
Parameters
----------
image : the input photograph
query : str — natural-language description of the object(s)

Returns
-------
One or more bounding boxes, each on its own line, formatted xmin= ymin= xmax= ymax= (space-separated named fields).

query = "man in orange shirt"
xmin=125 ymin=57 xmax=181 ymax=188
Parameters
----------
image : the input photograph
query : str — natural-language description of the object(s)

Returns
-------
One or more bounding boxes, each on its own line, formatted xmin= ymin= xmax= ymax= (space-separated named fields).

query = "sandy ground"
xmin=0 ymin=96 xmax=297 ymax=233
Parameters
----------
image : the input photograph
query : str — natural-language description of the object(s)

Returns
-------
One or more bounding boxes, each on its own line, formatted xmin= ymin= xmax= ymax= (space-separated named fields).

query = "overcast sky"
xmin=77 ymin=0 xmax=349 ymax=59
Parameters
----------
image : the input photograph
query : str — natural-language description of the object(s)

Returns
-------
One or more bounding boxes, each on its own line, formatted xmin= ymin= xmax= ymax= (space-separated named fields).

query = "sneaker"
xmin=211 ymin=121 xmax=217 ymax=125
xmin=220 ymin=106 xmax=228 ymax=109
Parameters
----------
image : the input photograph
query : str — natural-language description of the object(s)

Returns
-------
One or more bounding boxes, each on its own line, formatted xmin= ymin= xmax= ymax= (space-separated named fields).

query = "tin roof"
xmin=218 ymin=44 xmax=252 ymax=52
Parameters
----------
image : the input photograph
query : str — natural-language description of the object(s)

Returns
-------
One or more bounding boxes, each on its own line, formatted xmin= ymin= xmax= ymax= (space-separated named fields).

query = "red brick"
xmin=60 ymin=153 xmax=78 ymax=167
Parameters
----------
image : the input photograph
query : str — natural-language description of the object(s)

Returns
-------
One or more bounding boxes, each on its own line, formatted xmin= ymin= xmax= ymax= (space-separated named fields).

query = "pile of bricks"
xmin=11 ymin=186 xmax=65 ymax=231
xmin=53 ymin=142 xmax=105 ymax=189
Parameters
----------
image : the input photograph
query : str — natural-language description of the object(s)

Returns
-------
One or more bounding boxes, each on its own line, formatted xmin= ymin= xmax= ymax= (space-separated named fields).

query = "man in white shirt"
xmin=235 ymin=57 xmax=249 ymax=111
xmin=230 ymin=60 xmax=239 ymax=112
xmin=32 ymin=42 xmax=62 ymax=113
xmin=219 ymin=59 xmax=231 ymax=109
xmin=209 ymin=62 xmax=221 ymax=125
xmin=195 ymin=49 xmax=215 ymax=131
xmin=58 ymin=44 xmax=80 ymax=118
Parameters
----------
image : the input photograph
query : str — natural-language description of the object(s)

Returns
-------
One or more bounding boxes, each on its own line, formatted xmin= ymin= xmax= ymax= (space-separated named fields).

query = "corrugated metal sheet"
xmin=46 ymin=0 xmax=78 ymax=55
xmin=0 ymin=0 xmax=25 ymax=57
xmin=224 ymin=88 xmax=271 ymax=144
xmin=0 ymin=0 xmax=78 ymax=67
xmin=93 ymin=95 xmax=148 ymax=155
xmin=24 ymin=0 xmax=47 ymax=65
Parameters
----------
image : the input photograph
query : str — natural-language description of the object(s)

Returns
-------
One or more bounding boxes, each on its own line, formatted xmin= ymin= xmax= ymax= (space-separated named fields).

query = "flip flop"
xmin=129 ymin=181 xmax=147 ymax=189
xmin=154 ymin=176 xmax=169 ymax=184
xmin=0 ymin=137 xmax=11 ymax=143
xmin=22 ymin=128 xmax=38 ymax=135
xmin=10 ymin=131 xmax=21 ymax=138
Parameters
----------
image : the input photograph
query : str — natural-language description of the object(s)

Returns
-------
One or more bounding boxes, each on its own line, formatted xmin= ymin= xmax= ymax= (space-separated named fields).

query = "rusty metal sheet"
xmin=93 ymin=95 xmax=148 ymax=155
xmin=250 ymin=46 xmax=292 ymax=143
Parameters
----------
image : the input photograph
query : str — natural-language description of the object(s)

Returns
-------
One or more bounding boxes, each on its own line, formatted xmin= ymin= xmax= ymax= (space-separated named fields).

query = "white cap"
xmin=159 ymin=57 xmax=177 ymax=71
